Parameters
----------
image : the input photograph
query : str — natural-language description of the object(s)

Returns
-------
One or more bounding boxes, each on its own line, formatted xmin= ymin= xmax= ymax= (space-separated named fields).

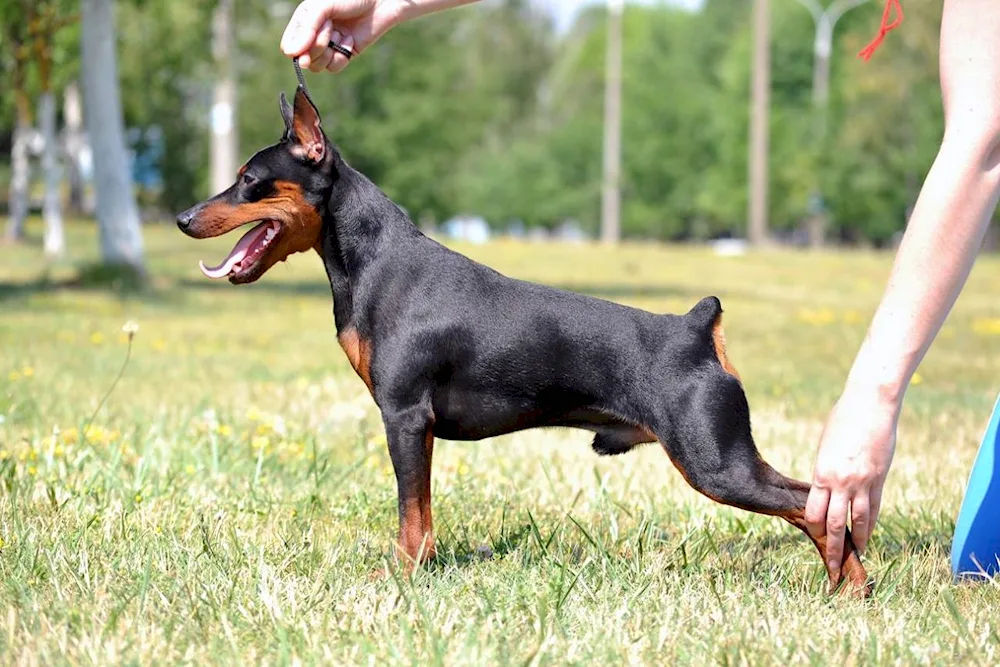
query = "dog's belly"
xmin=429 ymin=386 xmax=635 ymax=442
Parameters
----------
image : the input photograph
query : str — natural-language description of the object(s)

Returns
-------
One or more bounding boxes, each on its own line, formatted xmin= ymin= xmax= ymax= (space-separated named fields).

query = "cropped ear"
xmin=290 ymin=86 xmax=325 ymax=163
xmin=279 ymin=92 xmax=295 ymax=139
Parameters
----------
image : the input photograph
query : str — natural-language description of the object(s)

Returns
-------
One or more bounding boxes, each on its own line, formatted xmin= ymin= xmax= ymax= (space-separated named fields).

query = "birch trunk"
xmin=80 ymin=0 xmax=145 ymax=270
xmin=40 ymin=91 xmax=65 ymax=258
xmin=5 ymin=115 xmax=31 ymax=242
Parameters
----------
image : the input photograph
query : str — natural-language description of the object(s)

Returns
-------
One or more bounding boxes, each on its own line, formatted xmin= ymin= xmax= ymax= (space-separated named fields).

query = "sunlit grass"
xmin=1 ymin=219 xmax=999 ymax=664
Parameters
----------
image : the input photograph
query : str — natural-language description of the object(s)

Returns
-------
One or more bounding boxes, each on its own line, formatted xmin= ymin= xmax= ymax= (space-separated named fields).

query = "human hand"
xmin=805 ymin=386 xmax=899 ymax=572
xmin=280 ymin=0 xmax=400 ymax=73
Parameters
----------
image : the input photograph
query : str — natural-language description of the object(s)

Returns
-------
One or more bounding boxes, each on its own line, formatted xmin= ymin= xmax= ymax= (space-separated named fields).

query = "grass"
xmin=2 ymin=219 xmax=1000 ymax=665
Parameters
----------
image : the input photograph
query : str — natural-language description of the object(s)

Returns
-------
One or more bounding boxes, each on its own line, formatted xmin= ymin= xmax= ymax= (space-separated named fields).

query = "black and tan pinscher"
xmin=177 ymin=87 xmax=870 ymax=595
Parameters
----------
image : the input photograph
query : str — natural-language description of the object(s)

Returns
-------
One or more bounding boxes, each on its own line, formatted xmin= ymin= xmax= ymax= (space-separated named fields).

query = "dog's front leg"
xmin=383 ymin=406 xmax=436 ymax=572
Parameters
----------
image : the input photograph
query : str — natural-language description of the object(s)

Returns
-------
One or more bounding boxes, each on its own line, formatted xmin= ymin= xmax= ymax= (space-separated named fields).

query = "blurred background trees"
xmin=0 ymin=0 xmax=975 ymax=251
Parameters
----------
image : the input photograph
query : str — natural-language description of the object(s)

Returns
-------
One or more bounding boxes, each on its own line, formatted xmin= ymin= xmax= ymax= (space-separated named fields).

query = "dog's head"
xmin=176 ymin=87 xmax=334 ymax=284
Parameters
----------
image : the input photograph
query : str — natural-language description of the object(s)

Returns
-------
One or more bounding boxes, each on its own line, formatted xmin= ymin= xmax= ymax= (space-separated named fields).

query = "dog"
xmin=176 ymin=87 xmax=870 ymax=595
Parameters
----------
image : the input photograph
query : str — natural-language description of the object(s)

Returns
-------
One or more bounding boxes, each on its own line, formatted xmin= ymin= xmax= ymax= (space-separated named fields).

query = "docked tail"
xmin=686 ymin=296 xmax=741 ymax=381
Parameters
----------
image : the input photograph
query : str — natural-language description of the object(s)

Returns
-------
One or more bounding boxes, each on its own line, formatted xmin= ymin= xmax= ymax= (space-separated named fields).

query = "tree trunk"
xmin=600 ymin=0 xmax=623 ymax=245
xmin=210 ymin=0 xmax=239 ymax=195
xmin=80 ymin=0 xmax=145 ymax=270
xmin=39 ymin=91 xmax=66 ymax=258
xmin=5 ymin=115 xmax=31 ymax=243
xmin=64 ymin=81 xmax=86 ymax=216
xmin=748 ymin=0 xmax=771 ymax=246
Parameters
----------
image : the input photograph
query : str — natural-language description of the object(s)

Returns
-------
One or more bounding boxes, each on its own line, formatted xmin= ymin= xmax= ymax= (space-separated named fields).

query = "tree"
xmin=748 ymin=0 xmax=771 ymax=246
xmin=210 ymin=0 xmax=238 ymax=196
xmin=3 ymin=3 xmax=35 ymax=243
xmin=80 ymin=0 xmax=144 ymax=272
xmin=31 ymin=0 xmax=79 ymax=259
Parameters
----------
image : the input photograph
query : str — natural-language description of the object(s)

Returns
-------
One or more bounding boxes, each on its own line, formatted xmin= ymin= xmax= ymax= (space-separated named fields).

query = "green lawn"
xmin=2 ymin=219 xmax=1000 ymax=664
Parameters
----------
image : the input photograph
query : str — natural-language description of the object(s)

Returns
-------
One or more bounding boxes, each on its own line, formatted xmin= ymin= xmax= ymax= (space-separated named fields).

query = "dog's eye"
xmin=241 ymin=173 xmax=256 ymax=187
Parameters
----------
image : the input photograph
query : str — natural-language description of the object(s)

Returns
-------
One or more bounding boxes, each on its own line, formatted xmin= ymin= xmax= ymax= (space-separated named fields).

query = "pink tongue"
xmin=199 ymin=221 xmax=272 ymax=279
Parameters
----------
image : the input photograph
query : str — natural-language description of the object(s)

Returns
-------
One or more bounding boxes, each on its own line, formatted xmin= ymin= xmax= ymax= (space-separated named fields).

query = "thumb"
xmin=281 ymin=0 xmax=332 ymax=57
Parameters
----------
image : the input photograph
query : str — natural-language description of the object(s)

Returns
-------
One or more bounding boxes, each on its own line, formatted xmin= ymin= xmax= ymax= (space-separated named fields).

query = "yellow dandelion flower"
xmin=21 ymin=366 xmax=34 ymax=377
xmin=255 ymin=422 xmax=272 ymax=436
xmin=8 ymin=371 xmax=21 ymax=382
xmin=60 ymin=428 xmax=79 ymax=445
xmin=54 ymin=445 xmax=65 ymax=458
xmin=27 ymin=465 xmax=37 ymax=476
xmin=155 ymin=525 xmax=162 ymax=535
xmin=246 ymin=407 xmax=262 ymax=422
xmin=252 ymin=435 xmax=270 ymax=451
xmin=972 ymin=318 xmax=1000 ymax=336
xmin=291 ymin=509 xmax=298 ymax=517
xmin=134 ymin=493 xmax=143 ymax=503
xmin=185 ymin=464 xmax=196 ymax=475
xmin=28 ymin=579 xmax=35 ymax=586
xmin=0 ymin=451 xmax=10 ymax=461
xmin=0 ymin=537 xmax=4 ymax=548
xmin=911 ymin=372 xmax=924 ymax=386
xmin=458 ymin=464 xmax=470 ymax=475
xmin=216 ymin=424 xmax=233 ymax=437
xmin=90 ymin=332 xmax=104 ymax=345
xmin=797 ymin=309 xmax=836 ymax=326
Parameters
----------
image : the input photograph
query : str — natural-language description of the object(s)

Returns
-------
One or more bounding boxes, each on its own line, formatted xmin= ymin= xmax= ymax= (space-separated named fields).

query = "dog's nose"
xmin=176 ymin=209 xmax=195 ymax=232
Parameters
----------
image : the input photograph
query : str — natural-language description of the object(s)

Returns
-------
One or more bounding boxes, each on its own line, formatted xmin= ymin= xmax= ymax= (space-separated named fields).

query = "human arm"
xmin=280 ymin=0 xmax=481 ymax=73
xmin=805 ymin=0 xmax=1000 ymax=573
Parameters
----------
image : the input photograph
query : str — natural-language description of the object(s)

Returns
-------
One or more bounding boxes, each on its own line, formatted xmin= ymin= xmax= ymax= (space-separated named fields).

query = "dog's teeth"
xmin=266 ymin=228 xmax=277 ymax=240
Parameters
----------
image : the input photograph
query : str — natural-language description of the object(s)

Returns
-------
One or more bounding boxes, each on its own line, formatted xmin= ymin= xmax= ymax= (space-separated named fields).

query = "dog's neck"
xmin=316 ymin=162 xmax=420 ymax=330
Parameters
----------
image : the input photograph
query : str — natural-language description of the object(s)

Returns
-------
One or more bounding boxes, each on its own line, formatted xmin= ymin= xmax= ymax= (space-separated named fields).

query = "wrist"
xmin=842 ymin=346 xmax=911 ymax=409
xmin=392 ymin=0 xmax=475 ymax=23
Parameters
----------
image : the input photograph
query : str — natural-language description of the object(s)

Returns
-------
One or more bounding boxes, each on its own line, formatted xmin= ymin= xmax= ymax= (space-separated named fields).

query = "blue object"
xmin=951 ymin=393 xmax=1000 ymax=580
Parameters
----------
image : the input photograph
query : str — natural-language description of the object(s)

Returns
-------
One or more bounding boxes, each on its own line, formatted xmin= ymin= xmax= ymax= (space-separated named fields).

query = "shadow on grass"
xmin=0 ymin=263 xmax=167 ymax=304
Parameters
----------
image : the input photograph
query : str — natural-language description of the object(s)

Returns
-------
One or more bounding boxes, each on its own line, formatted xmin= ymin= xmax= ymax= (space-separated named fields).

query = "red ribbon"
xmin=858 ymin=0 xmax=904 ymax=61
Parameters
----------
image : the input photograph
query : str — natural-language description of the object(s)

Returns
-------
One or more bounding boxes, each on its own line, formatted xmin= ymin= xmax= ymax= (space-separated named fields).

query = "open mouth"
xmin=199 ymin=220 xmax=282 ymax=280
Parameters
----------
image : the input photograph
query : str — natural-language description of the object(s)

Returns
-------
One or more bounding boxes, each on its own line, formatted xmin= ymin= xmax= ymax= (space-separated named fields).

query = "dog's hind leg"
xmin=657 ymin=373 xmax=871 ymax=596
xmin=383 ymin=404 xmax=437 ymax=571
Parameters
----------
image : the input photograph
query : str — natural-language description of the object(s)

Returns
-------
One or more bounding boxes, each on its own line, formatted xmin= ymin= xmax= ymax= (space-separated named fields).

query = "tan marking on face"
xmin=185 ymin=181 xmax=324 ymax=280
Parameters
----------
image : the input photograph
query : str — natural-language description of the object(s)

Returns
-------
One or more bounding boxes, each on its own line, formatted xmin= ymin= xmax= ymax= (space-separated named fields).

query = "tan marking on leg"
xmin=337 ymin=328 xmax=374 ymax=395
xmin=395 ymin=427 xmax=436 ymax=572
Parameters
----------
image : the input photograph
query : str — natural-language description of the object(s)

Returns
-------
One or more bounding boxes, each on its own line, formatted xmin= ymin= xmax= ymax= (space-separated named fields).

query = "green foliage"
xmin=0 ymin=0 xmax=960 ymax=243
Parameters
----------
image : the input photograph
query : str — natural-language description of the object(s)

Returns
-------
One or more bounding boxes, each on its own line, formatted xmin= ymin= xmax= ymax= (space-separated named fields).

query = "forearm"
xmin=845 ymin=135 xmax=1000 ymax=405
xmin=394 ymin=0 xmax=480 ymax=22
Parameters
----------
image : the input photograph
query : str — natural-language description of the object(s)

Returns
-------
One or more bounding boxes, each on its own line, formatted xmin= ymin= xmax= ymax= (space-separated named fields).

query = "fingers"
xmin=868 ymin=483 xmax=884 ymax=543
xmin=281 ymin=0 xmax=332 ymax=57
xmin=850 ymin=489 xmax=871 ymax=553
xmin=325 ymin=33 xmax=355 ymax=73
xmin=804 ymin=485 xmax=830 ymax=538
xmin=825 ymin=491 xmax=850 ymax=572
xmin=307 ymin=22 xmax=337 ymax=72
